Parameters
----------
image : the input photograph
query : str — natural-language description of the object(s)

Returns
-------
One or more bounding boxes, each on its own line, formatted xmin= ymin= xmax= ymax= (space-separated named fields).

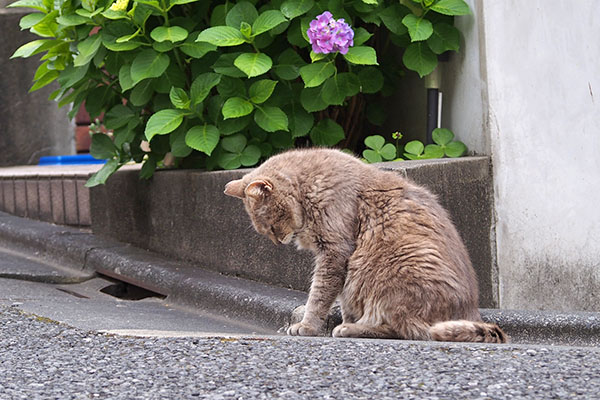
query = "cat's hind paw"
xmin=287 ymin=322 xmax=319 ymax=336
xmin=332 ymin=322 xmax=396 ymax=338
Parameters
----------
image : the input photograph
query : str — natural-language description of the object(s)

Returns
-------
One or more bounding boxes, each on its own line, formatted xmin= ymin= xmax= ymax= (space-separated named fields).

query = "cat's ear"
xmin=245 ymin=179 xmax=273 ymax=200
xmin=224 ymin=179 xmax=246 ymax=199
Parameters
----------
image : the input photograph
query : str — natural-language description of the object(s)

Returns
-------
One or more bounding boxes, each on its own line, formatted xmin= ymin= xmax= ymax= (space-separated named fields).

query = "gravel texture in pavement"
xmin=2 ymin=305 xmax=599 ymax=400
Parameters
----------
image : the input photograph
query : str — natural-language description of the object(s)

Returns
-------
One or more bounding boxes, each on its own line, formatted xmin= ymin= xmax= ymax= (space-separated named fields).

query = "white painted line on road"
xmin=100 ymin=329 xmax=270 ymax=339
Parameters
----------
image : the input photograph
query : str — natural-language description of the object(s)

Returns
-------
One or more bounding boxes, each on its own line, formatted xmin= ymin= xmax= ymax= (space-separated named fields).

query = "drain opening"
xmin=99 ymin=278 xmax=166 ymax=301
xmin=56 ymin=288 xmax=90 ymax=299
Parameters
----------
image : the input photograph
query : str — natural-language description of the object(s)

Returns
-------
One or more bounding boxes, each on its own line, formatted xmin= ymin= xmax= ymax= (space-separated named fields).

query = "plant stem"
xmin=161 ymin=0 xmax=170 ymax=26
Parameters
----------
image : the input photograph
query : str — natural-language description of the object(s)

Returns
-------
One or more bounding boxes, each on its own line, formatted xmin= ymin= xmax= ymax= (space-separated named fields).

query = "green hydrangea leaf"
xmin=402 ymin=42 xmax=437 ymax=77
xmin=343 ymin=46 xmax=378 ymax=65
xmin=249 ymin=79 xmax=278 ymax=104
xmin=144 ymin=109 xmax=184 ymax=141
xmin=196 ymin=26 xmax=246 ymax=46
xmin=252 ymin=10 xmax=287 ymax=36
xmin=73 ymin=34 xmax=102 ymax=67
xmin=90 ymin=133 xmax=118 ymax=160
xmin=130 ymin=49 xmax=170 ymax=85
xmin=427 ymin=22 xmax=460 ymax=54
xmin=281 ymin=0 xmax=314 ymax=19
xmin=286 ymin=105 xmax=314 ymax=138
xmin=357 ymin=66 xmax=383 ymax=94
xmin=104 ymin=104 xmax=135 ymax=130
xmin=402 ymin=14 xmax=433 ymax=42
xmin=429 ymin=0 xmax=470 ymax=16
xmin=300 ymin=86 xmax=327 ymax=112
xmin=353 ymin=27 xmax=374 ymax=46
xmin=85 ymin=159 xmax=120 ymax=187
xmin=234 ymin=52 xmax=272 ymax=78
xmin=240 ymin=144 xmax=261 ymax=166
xmin=169 ymin=87 xmax=191 ymax=109
xmin=150 ymin=26 xmax=189 ymax=42
xmin=179 ymin=34 xmax=217 ymax=58
xmin=254 ymin=106 xmax=289 ymax=132
xmin=185 ymin=124 xmax=220 ymax=155
xmin=310 ymin=118 xmax=345 ymax=146
xmin=273 ymin=48 xmax=306 ymax=80
xmin=190 ymin=72 xmax=222 ymax=105
xmin=299 ymin=62 xmax=335 ymax=88
xmin=221 ymin=133 xmax=247 ymax=153
xmin=222 ymin=97 xmax=254 ymax=119
xmin=225 ymin=1 xmax=258 ymax=29
xmin=322 ymin=73 xmax=360 ymax=105
xmin=11 ymin=39 xmax=55 ymax=59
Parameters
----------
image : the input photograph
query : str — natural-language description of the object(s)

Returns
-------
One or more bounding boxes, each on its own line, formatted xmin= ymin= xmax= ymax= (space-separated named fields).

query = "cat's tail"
xmin=429 ymin=320 xmax=508 ymax=343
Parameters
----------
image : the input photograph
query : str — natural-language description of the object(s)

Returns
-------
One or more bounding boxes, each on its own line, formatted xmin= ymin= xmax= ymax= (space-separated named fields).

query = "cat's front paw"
xmin=287 ymin=322 xmax=319 ymax=336
xmin=332 ymin=323 xmax=363 ymax=338
xmin=332 ymin=323 xmax=351 ymax=337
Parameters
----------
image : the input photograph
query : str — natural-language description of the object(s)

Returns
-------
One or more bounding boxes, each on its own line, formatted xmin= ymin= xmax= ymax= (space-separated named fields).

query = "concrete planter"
xmin=90 ymin=157 xmax=497 ymax=308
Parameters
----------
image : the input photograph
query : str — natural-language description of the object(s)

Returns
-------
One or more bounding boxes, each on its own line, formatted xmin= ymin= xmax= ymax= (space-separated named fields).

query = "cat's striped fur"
xmin=224 ymin=148 xmax=507 ymax=343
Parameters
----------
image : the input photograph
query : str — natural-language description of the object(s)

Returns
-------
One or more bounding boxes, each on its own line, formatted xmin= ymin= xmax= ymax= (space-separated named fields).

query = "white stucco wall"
xmin=441 ymin=0 xmax=488 ymax=155
xmin=446 ymin=0 xmax=600 ymax=311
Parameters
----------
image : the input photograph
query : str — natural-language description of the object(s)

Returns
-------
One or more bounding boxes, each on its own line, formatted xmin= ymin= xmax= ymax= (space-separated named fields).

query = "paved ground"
xmin=2 ymin=304 xmax=600 ymax=400
xmin=0 ymin=276 xmax=273 ymax=337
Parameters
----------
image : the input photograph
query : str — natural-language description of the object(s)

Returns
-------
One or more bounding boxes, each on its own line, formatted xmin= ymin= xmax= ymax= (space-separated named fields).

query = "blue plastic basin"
xmin=38 ymin=154 xmax=106 ymax=166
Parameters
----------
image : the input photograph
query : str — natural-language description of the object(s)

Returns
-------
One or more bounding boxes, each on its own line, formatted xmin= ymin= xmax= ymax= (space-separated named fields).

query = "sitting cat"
xmin=224 ymin=148 xmax=507 ymax=343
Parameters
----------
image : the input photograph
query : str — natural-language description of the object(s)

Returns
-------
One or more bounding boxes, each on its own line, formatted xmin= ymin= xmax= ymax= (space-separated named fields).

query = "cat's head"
xmin=224 ymin=177 xmax=304 ymax=245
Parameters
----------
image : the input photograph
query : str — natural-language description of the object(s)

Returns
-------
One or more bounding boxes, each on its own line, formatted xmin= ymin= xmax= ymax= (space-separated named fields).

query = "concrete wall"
xmin=443 ymin=0 xmax=600 ymax=311
xmin=0 ymin=9 xmax=74 ymax=166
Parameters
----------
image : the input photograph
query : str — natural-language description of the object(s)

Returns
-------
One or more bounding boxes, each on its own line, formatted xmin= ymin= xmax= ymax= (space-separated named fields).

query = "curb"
xmin=1 ymin=211 xmax=599 ymax=346
xmin=480 ymin=309 xmax=600 ymax=347
xmin=0 ymin=211 xmax=305 ymax=332
xmin=86 ymin=244 xmax=307 ymax=332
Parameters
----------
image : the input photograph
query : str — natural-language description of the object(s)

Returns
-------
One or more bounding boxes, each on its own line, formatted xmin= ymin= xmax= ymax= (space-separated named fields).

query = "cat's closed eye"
xmin=265 ymin=226 xmax=279 ymax=244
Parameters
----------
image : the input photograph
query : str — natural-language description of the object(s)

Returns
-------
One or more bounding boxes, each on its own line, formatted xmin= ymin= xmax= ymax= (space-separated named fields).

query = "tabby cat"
xmin=224 ymin=148 xmax=507 ymax=343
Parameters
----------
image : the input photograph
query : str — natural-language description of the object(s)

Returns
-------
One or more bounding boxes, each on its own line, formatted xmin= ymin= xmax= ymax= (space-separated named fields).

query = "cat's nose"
xmin=280 ymin=232 xmax=295 ymax=245
xmin=268 ymin=235 xmax=280 ymax=245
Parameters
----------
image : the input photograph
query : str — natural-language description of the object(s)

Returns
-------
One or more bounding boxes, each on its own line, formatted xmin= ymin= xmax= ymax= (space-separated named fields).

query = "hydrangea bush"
xmin=9 ymin=0 xmax=470 ymax=186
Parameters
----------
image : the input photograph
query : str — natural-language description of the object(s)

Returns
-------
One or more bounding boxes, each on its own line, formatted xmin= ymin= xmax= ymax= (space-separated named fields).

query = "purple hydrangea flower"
xmin=307 ymin=11 xmax=354 ymax=55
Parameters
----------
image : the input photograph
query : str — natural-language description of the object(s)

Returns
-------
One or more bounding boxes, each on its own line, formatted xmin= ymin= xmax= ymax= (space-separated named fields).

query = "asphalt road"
xmin=1 ymin=246 xmax=599 ymax=399
xmin=2 ymin=303 xmax=600 ymax=400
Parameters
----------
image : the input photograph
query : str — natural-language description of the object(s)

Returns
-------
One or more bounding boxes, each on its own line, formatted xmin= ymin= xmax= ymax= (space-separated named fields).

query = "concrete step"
xmin=0 ymin=165 xmax=102 ymax=227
